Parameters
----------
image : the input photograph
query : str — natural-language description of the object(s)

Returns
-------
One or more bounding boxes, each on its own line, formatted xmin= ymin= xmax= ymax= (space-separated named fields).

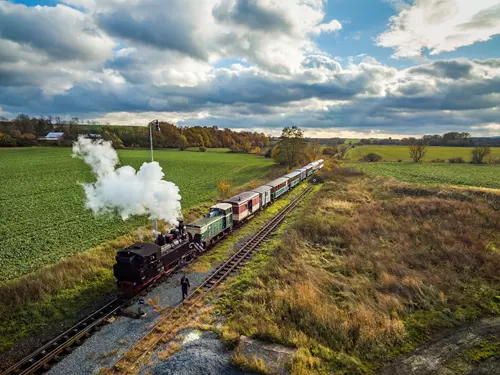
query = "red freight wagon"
xmin=223 ymin=191 xmax=260 ymax=224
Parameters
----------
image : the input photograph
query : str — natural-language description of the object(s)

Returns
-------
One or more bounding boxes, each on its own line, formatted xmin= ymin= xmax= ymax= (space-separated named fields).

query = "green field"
xmin=0 ymin=148 xmax=274 ymax=281
xmin=350 ymin=162 xmax=500 ymax=189
xmin=346 ymin=145 xmax=500 ymax=162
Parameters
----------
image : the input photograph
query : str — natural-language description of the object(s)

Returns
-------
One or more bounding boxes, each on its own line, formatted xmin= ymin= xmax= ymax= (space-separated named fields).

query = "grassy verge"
xmin=215 ymin=168 xmax=500 ymax=374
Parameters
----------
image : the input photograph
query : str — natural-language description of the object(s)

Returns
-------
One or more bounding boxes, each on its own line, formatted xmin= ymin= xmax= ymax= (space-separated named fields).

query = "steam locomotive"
xmin=113 ymin=159 xmax=324 ymax=294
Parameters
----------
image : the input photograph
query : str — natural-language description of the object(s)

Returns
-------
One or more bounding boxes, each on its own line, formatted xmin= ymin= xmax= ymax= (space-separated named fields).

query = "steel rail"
xmin=0 ymin=264 xmax=183 ymax=375
xmin=107 ymin=186 xmax=313 ymax=374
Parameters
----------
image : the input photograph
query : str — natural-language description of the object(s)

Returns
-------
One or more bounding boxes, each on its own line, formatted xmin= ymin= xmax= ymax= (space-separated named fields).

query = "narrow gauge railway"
xmin=106 ymin=186 xmax=314 ymax=375
xmin=1 ymin=159 xmax=323 ymax=375
xmin=113 ymin=159 xmax=324 ymax=295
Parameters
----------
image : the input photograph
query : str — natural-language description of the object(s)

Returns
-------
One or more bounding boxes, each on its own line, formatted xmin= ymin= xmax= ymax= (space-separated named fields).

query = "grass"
xmin=0 ymin=147 xmax=274 ymax=281
xmin=216 ymin=168 xmax=500 ymax=374
xmin=349 ymin=162 xmax=500 ymax=189
xmin=346 ymin=145 xmax=500 ymax=162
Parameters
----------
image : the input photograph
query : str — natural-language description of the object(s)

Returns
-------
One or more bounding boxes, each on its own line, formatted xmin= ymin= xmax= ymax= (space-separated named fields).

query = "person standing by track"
xmin=180 ymin=274 xmax=190 ymax=301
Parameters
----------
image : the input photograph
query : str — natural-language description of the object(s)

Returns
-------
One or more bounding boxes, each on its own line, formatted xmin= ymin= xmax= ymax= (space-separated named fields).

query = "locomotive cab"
xmin=114 ymin=243 xmax=162 ymax=291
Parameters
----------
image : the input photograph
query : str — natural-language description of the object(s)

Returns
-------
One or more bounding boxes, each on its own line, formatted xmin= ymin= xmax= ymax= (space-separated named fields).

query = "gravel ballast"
xmin=139 ymin=329 xmax=255 ymax=375
xmin=46 ymin=268 xmax=213 ymax=375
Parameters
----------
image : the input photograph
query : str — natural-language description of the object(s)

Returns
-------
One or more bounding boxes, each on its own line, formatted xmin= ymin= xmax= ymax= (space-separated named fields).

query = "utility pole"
xmin=149 ymin=119 xmax=159 ymax=236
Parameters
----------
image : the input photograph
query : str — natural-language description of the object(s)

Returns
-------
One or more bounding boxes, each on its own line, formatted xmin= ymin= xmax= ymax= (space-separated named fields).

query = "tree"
xmin=272 ymin=126 xmax=306 ymax=169
xmin=471 ymin=147 xmax=491 ymax=164
xmin=337 ymin=145 xmax=350 ymax=159
xmin=177 ymin=134 xmax=188 ymax=150
xmin=408 ymin=142 xmax=427 ymax=162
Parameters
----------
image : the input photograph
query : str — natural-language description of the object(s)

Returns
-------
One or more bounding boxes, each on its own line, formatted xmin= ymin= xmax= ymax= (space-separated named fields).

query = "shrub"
xmin=430 ymin=158 xmax=445 ymax=163
xmin=199 ymin=147 xmax=207 ymax=152
xmin=448 ymin=157 xmax=465 ymax=164
xmin=487 ymin=156 xmax=500 ymax=164
xmin=0 ymin=132 xmax=17 ymax=147
xmin=360 ymin=153 xmax=382 ymax=162
xmin=217 ymin=179 xmax=232 ymax=198
xmin=471 ymin=147 xmax=491 ymax=164
xmin=17 ymin=133 xmax=37 ymax=147
xmin=397 ymin=159 xmax=402 ymax=162
xmin=323 ymin=147 xmax=337 ymax=156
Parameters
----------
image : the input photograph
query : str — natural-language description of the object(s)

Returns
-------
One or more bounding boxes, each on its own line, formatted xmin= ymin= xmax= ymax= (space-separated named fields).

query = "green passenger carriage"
xmin=265 ymin=177 xmax=289 ymax=200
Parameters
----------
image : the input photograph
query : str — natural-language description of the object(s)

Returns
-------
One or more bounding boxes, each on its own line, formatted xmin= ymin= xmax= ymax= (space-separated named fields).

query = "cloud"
xmin=313 ymin=19 xmax=342 ymax=34
xmin=1 ymin=1 xmax=500 ymax=137
xmin=213 ymin=0 xmax=292 ymax=32
xmin=0 ymin=2 xmax=114 ymax=94
xmin=377 ymin=0 xmax=500 ymax=58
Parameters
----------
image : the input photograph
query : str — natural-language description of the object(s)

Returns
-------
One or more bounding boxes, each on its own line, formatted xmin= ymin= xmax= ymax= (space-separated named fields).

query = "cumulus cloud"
xmin=377 ymin=0 xmax=500 ymax=58
xmin=0 ymin=2 xmax=114 ymax=94
xmin=1 ymin=0 xmax=500 ymax=137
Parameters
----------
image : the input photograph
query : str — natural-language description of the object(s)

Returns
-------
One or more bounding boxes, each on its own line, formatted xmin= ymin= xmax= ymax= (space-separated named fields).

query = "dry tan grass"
xmin=220 ymin=168 xmax=500 ymax=374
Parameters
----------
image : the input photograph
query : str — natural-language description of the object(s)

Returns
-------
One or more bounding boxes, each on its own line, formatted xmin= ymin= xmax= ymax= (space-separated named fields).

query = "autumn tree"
xmin=272 ymin=126 xmax=306 ymax=169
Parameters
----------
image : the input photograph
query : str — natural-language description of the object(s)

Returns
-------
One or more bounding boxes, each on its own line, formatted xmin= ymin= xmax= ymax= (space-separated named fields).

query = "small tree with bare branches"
xmin=408 ymin=141 xmax=427 ymax=162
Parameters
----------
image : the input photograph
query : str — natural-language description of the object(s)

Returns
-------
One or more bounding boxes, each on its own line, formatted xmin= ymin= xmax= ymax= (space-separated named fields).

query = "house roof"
xmin=45 ymin=132 xmax=64 ymax=138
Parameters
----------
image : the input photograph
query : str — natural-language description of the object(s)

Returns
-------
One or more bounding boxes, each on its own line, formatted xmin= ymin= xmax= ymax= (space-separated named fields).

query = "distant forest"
xmin=0 ymin=115 xmax=269 ymax=153
xmin=308 ymin=132 xmax=500 ymax=147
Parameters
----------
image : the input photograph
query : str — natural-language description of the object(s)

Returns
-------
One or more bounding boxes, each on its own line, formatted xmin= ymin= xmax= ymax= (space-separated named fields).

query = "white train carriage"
xmin=250 ymin=185 xmax=272 ymax=209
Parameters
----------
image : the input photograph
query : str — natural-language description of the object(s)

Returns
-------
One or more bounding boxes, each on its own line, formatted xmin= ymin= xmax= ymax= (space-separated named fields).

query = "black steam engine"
xmin=113 ymin=221 xmax=193 ymax=294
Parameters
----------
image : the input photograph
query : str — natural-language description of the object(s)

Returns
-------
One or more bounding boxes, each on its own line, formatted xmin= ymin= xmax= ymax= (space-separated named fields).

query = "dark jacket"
xmin=181 ymin=276 xmax=190 ymax=289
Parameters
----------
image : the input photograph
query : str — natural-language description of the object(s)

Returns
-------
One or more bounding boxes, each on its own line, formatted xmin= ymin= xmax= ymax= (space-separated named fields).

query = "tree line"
xmin=0 ymin=114 xmax=269 ymax=152
xmin=358 ymin=132 xmax=500 ymax=147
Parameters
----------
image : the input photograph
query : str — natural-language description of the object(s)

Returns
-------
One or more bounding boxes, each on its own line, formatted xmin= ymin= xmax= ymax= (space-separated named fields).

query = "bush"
xmin=0 ymin=132 xmax=17 ymax=147
xmin=487 ymin=156 xmax=500 ymax=164
xmin=360 ymin=153 xmax=382 ymax=162
xmin=17 ymin=133 xmax=37 ymax=147
xmin=323 ymin=147 xmax=337 ymax=156
xmin=448 ymin=156 xmax=465 ymax=163
xmin=430 ymin=158 xmax=445 ymax=163
xmin=199 ymin=147 xmax=207 ymax=152
xmin=471 ymin=147 xmax=491 ymax=164
xmin=397 ymin=159 xmax=402 ymax=162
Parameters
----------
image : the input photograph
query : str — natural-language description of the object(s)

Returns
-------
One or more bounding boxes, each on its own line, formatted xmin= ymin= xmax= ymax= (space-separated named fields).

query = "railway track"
xmin=107 ymin=186 xmax=313 ymax=375
xmin=2 ymin=185 xmax=313 ymax=375
xmin=0 ymin=263 xmax=182 ymax=375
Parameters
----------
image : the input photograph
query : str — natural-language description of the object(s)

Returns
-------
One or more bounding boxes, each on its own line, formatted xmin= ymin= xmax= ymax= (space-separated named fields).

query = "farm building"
xmin=38 ymin=132 xmax=64 ymax=141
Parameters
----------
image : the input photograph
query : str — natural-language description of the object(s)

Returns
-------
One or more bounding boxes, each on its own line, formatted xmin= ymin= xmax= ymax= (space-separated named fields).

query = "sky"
xmin=1 ymin=0 xmax=500 ymax=138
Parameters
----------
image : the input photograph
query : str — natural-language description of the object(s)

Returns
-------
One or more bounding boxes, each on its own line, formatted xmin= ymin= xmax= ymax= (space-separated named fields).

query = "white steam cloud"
xmin=72 ymin=136 xmax=182 ymax=224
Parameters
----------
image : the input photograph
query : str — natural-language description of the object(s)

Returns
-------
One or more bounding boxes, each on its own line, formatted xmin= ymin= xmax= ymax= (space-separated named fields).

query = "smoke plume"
xmin=72 ymin=136 xmax=182 ymax=225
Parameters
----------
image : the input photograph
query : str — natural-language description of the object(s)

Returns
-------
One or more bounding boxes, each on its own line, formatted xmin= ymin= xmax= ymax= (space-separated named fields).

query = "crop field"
xmin=350 ymin=162 xmax=500 ymax=189
xmin=0 ymin=147 xmax=274 ymax=281
xmin=346 ymin=145 xmax=500 ymax=162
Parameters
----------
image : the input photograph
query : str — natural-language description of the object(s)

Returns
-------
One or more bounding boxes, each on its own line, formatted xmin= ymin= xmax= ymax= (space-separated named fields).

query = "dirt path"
xmin=379 ymin=317 xmax=500 ymax=375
